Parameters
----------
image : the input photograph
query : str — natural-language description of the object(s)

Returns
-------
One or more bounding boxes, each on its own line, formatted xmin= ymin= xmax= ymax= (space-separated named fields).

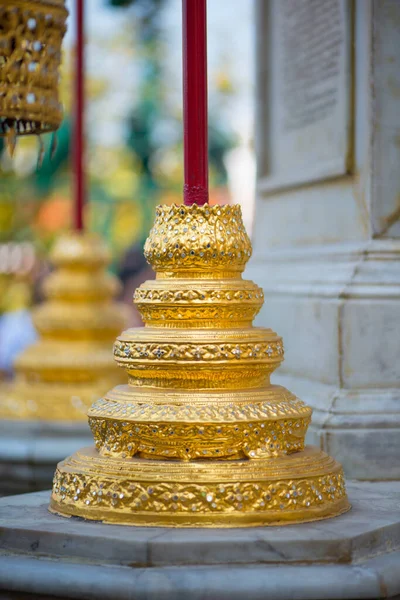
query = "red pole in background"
xmin=73 ymin=0 xmax=85 ymax=230
xmin=182 ymin=0 xmax=209 ymax=206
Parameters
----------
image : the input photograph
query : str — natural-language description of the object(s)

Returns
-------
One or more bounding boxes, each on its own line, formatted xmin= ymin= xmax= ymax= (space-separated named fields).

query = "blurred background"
xmin=0 ymin=0 xmax=255 ymax=379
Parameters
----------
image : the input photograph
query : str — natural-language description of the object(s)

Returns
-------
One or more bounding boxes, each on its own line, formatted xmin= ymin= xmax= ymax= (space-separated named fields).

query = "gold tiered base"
xmin=50 ymin=204 xmax=349 ymax=526
xmin=50 ymin=446 xmax=349 ymax=527
xmin=0 ymin=233 xmax=128 ymax=421
xmin=88 ymin=384 xmax=311 ymax=461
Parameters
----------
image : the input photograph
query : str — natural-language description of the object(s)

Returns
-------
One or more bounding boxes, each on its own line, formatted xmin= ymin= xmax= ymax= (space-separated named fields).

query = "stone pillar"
xmin=248 ymin=0 xmax=400 ymax=479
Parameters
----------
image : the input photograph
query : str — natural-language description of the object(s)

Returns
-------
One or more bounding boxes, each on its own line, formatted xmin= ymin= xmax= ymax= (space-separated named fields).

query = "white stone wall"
xmin=249 ymin=0 xmax=400 ymax=479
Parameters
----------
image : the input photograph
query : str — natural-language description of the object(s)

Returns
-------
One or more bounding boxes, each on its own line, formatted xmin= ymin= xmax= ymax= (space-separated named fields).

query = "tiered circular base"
xmin=50 ymin=445 xmax=350 ymax=527
xmin=50 ymin=205 xmax=350 ymax=528
xmin=88 ymin=384 xmax=312 ymax=460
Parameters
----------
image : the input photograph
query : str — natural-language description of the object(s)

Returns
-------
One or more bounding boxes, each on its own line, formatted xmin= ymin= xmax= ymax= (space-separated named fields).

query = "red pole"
xmin=182 ymin=0 xmax=209 ymax=206
xmin=73 ymin=0 xmax=85 ymax=230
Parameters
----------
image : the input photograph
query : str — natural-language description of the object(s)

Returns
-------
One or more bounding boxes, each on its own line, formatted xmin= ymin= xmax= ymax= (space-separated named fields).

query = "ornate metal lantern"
xmin=0 ymin=0 xmax=68 ymax=151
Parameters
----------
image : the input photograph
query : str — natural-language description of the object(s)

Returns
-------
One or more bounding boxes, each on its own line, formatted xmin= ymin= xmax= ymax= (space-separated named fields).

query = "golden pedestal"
xmin=0 ymin=233 xmax=128 ymax=421
xmin=50 ymin=205 xmax=350 ymax=526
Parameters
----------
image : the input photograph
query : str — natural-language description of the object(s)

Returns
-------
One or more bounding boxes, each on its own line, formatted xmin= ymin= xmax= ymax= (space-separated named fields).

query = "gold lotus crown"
xmin=0 ymin=0 xmax=68 ymax=138
xmin=144 ymin=204 xmax=252 ymax=277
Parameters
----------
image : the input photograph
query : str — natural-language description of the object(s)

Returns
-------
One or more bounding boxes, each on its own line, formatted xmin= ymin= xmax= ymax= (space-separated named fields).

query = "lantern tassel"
xmin=6 ymin=126 xmax=17 ymax=158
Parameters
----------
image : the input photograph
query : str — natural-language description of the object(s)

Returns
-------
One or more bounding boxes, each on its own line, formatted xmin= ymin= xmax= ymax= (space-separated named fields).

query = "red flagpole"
xmin=182 ymin=0 xmax=209 ymax=206
xmin=73 ymin=0 xmax=85 ymax=230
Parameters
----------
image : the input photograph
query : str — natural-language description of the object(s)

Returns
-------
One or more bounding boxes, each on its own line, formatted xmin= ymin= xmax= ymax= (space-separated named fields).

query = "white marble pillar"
xmin=248 ymin=0 xmax=400 ymax=479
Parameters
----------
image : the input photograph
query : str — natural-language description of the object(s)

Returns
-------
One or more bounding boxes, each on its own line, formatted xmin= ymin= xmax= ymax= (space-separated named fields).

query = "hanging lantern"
xmin=0 ymin=0 xmax=68 ymax=153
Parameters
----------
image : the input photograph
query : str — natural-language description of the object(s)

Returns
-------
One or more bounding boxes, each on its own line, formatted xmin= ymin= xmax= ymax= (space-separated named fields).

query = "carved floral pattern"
xmin=114 ymin=341 xmax=284 ymax=362
xmin=89 ymin=393 xmax=311 ymax=421
xmin=89 ymin=415 xmax=311 ymax=460
xmin=144 ymin=204 xmax=252 ymax=274
xmin=135 ymin=283 xmax=264 ymax=325
xmin=52 ymin=468 xmax=347 ymax=516
xmin=134 ymin=286 xmax=263 ymax=303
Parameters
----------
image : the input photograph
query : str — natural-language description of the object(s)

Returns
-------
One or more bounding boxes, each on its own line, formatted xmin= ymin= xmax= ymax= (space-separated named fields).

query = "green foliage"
xmin=34 ymin=119 xmax=71 ymax=195
xmin=110 ymin=0 xmax=236 ymax=195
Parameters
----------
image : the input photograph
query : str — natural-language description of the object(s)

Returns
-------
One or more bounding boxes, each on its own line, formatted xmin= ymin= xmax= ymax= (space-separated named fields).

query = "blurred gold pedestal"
xmin=0 ymin=233 xmax=129 ymax=495
xmin=0 ymin=233 xmax=128 ymax=422
xmin=50 ymin=205 xmax=350 ymax=526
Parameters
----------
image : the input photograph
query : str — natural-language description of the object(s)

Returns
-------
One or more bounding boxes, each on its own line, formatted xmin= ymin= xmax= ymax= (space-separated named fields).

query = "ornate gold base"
xmin=50 ymin=204 xmax=350 ymax=527
xmin=88 ymin=383 xmax=312 ymax=460
xmin=50 ymin=445 xmax=350 ymax=527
